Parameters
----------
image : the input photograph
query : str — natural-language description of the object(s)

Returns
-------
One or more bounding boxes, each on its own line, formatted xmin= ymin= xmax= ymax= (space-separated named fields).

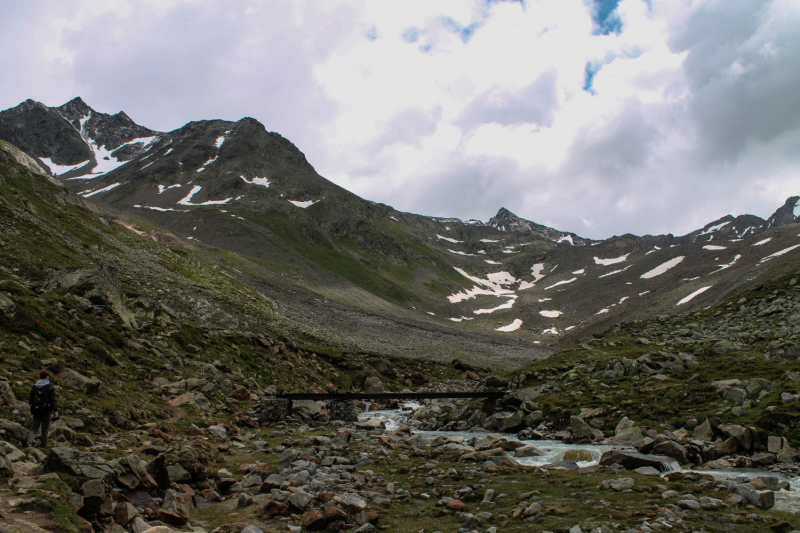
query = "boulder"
xmin=704 ymin=437 xmax=738 ymax=461
xmin=227 ymin=387 xmax=250 ymax=401
xmin=650 ymin=441 xmax=688 ymax=464
xmin=363 ymin=376 xmax=385 ymax=394
xmin=608 ymin=478 xmax=634 ymax=491
xmin=114 ymin=502 xmax=138 ymax=526
xmin=369 ymin=357 xmax=396 ymax=378
xmin=692 ymin=419 xmax=714 ymax=441
xmin=334 ymin=492 xmax=368 ymax=511
xmin=43 ymin=266 xmax=137 ymax=327
xmin=569 ymin=416 xmax=593 ymax=441
xmin=513 ymin=444 xmax=543 ymax=458
xmin=58 ymin=369 xmax=101 ymax=394
xmin=0 ymin=419 xmax=30 ymax=443
xmin=302 ymin=510 xmax=327 ymax=530
xmin=162 ymin=489 xmax=195 ymax=516
xmin=599 ymin=450 xmax=675 ymax=472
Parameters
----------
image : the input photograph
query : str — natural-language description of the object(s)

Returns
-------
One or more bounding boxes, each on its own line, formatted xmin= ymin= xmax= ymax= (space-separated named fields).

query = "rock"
xmin=569 ymin=416 xmax=593 ymax=441
xmin=302 ymin=510 xmax=327 ymax=530
xmin=563 ymin=449 xmax=593 ymax=462
xmin=237 ymin=493 xmax=253 ymax=508
xmin=114 ymin=502 xmax=138 ymax=526
xmin=324 ymin=507 xmax=349 ymax=521
xmin=163 ymin=489 xmax=195 ymax=516
xmin=259 ymin=500 xmax=289 ymax=516
xmin=277 ymin=448 xmax=301 ymax=472
xmin=773 ymin=491 xmax=800 ymax=514
xmin=288 ymin=492 xmax=313 ymax=511
xmin=474 ymin=434 xmax=506 ymax=451
xmin=58 ymin=369 xmax=101 ymax=394
xmin=207 ymin=425 xmax=227 ymax=441
xmin=501 ymin=411 xmax=526 ymax=432
xmin=43 ymin=266 xmax=137 ymax=327
xmin=692 ymin=419 xmax=714 ymax=441
xmin=166 ymin=464 xmax=191 ymax=484
xmin=699 ymin=496 xmax=725 ymax=510
xmin=446 ymin=500 xmax=465 ymax=511
xmin=735 ymin=484 xmax=775 ymax=509
xmin=608 ymin=478 xmax=634 ymax=491
xmin=599 ymin=450 xmax=674 ymax=471
xmin=634 ymin=466 xmax=661 ymax=476
xmin=751 ymin=453 xmax=777 ymax=467
xmin=723 ymin=387 xmax=747 ymax=404
xmin=334 ymin=492 xmax=368 ymax=511
xmin=81 ymin=479 xmax=107 ymax=513
xmin=514 ymin=444 xmax=543 ymax=457
xmin=130 ymin=517 xmax=151 ymax=533
xmin=0 ymin=419 xmax=29 ymax=443
xmin=768 ymin=436 xmax=783 ymax=453
xmin=364 ymin=376 xmax=385 ymax=394
xmin=745 ymin=378 xmax=773 ymax=397
xmin=227 ymin=387 xmax=250 ymax=401
xmin=676 ymin=499 xmax=700 ymax=510
xmin=369 ymin=357 xmax=396 ymax=378
xmin=651 ymin=440 xmax=688 ymax=463
xmin=610 ymin=426 xmax=644 ymax=447
xmin=240 ymin=527 xmax=263 ymax=533
xmin=154 ymin=509 xmax=187 ymax=527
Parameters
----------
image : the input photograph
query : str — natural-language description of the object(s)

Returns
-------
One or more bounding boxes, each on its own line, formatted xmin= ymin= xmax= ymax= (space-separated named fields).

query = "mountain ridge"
xmin=1 ymin=96 xmax=799 ymax=352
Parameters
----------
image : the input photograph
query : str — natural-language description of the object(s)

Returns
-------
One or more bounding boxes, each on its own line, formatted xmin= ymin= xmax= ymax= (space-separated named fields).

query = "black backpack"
xmin=30 ymin=384 xmax=51 ymax=416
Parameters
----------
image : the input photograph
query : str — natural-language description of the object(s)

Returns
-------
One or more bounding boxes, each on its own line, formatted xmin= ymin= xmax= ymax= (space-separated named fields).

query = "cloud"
xmin=457 ymin=71 xmax=559 ymax=128
xmin=1 ymin=0 xmax=799 ymax=241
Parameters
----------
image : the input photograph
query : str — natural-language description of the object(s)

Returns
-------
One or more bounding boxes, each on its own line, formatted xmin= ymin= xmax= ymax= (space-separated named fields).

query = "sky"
xmin=1 ymin=0 xmax=799 ymax=239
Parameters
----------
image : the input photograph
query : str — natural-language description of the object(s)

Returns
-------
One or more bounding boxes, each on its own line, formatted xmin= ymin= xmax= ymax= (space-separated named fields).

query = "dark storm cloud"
xmin=670 ymin=0 xmax=800 ymax=162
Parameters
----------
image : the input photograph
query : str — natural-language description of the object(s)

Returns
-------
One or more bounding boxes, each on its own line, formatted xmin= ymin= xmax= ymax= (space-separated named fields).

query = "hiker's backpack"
xmin=30 ymin=385 xmax=51 ymax=416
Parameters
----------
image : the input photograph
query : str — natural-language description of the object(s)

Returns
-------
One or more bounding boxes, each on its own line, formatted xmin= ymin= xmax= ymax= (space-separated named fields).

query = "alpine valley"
xmin=2 ymin=98 xmax=800 ymax=533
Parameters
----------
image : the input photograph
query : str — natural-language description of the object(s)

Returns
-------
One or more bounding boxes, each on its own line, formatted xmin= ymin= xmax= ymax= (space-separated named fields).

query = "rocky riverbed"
xmin=4 ymin=397 xmax=800 ymax=533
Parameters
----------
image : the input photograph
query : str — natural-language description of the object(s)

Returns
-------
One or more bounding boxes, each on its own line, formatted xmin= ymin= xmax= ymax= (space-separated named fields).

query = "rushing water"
xmin=359 ymin=403 xmax=800 ymax=490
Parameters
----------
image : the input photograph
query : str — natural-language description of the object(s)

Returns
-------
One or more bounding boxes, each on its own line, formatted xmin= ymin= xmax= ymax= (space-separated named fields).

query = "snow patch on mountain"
xmin=677 ymin=286 xmax=713 ymax=305
xmin=157 ymin=184 xmax=182 ymax=194
xmin=448 ymin=249 xmax=474 ymax=256
xmin=82 ymin=182 xmax=121 ymax=197
xmin=497 ymin=319 xmax=522 ymax=332
xmin=594 ymin=253 xmax=630 ymax=265
xmin=598 ymin=265 xmax=632 ymax=278
xmin=288 ymin=199 xmax=320 ymax=208
xmin=215 ymin=132 xmax=229 ymax=148
xmin=640 ymin=256 xmax=685 ymax=279
xmin=437 ymin=235 xmax=463 ymax=243
xmin=485 ymin=260 xmax=501 ymax=265
xmin=530 ymin=263 xmax=546 ymax=282
xmin=556 ymin=235 xmax=574 ymax=245
xmin=178 ymin=185 xmax=232 ymax=206
xmin=710 ymin=254 xmax=742 ymax=274
xmin=240 ymin=176 xmax=270 ymax=188
xmin=572 ymin=268 xmax=585 ymax=274
xmin=474 ymin=297 xmax=517 ymax=315
xmin=480 ymin=239 xmax=499 ymax=243
xmin=759 ymin=244 xmax=800 ymax=264
xmin=486 ymin=271 xmax=516 ymax=286
xmin=40 ymin=157 xmax=90 ymax=176
xmin=753 ymin=238 xmax=772 ymax=246
xmin=700 ymin=221 xmax=731 ymax=235
xmin=545 ymin=277 xmax=577 ymax=290
xmin=539 ymin=310 xmax=562 ymax=318
xmin=703 ymin=245 xmax=727 ymax=250
xmin=196 ymin=155 xmax=218 ymax=172
xmin=448 ymin=267 xmax=515 ymax=303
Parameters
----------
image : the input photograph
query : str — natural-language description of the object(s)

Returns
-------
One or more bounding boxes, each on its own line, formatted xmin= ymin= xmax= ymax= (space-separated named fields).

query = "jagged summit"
xmin=488 ymin=207 xmax=591 ymax=245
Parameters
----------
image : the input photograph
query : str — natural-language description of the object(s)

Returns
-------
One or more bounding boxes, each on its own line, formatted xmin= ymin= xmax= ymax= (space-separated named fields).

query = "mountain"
xmin=1 ymin=97 xmax=800 ymax=356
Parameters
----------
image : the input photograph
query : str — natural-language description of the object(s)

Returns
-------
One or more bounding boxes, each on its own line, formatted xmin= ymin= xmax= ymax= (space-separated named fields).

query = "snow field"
xmin=677 ymin=286 xmax=713 ymax=305
xmin=640 ymin=256 xmax=685 ymax=279
xmin=594 ymin=253 xmax=630 ymax=265
xmin=497 ymin=319 xmax=523 ymax=332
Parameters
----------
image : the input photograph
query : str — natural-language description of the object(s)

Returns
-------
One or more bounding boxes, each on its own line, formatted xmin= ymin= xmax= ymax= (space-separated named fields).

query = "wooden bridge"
xmin=275 ymin=391 xmax=507 ymax=400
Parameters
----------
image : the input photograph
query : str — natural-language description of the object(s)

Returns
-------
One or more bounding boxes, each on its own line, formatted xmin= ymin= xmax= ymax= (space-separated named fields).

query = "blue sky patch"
xmin=589 ymin=0 xmax=623 ymax=35
xmin=440 ymin=16 xmax=483 ymax=43
xmin=584 ymin=61 xmax=601 ymax=94
xmin=402 ymin=27 xmax=421 ymax=43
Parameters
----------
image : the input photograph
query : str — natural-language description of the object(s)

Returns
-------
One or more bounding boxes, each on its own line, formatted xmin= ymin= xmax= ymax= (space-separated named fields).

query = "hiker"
xmin=27 ymin=370 xmax=58 ymax=448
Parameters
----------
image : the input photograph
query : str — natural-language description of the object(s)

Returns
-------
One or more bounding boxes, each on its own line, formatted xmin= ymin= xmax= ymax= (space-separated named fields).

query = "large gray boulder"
xmin=599 ymin=450 xmax=675 ymax=472
xmin=43 ymin=266 xmax=137 ymax=327
xmin=58 ymin=368 xmax=101 ymax=394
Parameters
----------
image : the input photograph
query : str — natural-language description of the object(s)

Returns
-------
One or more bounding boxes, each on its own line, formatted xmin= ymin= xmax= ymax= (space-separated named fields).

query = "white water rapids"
xmin=359 ymin=403 xmax=800 ymax=490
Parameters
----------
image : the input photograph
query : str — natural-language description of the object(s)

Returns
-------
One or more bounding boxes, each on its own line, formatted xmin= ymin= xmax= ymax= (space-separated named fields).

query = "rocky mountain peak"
xmin=766 ymin=196 xmax=800 ymax=229
xmin=57 ymin=97 xmax=94 ymax=122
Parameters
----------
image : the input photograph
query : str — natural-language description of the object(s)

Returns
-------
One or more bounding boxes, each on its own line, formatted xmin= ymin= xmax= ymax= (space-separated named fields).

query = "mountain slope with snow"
xmin=1 ymin=97 xmax=799 ymax=356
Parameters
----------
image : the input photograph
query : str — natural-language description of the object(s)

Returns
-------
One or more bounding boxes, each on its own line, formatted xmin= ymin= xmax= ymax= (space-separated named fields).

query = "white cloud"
xmin=1 ymin=0 xmax=799 ymax=239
